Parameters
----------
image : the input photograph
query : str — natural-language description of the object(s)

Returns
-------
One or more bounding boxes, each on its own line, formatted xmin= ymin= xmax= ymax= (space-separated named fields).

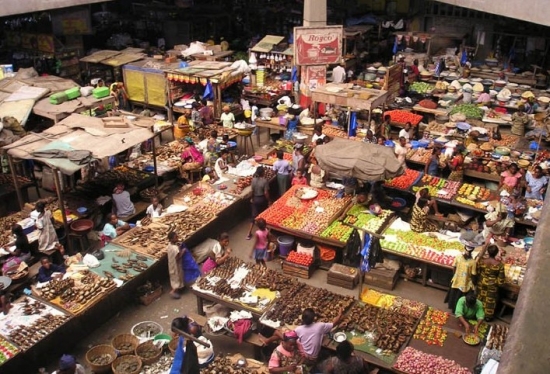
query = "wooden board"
xmin=282 ymin=261 xmax=315 ymax=279
xmin=102 ymin=117 xmax=130 ymax=128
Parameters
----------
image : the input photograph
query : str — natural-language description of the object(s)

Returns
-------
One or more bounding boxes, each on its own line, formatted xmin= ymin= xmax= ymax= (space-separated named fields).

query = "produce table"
xmin=259 ymin=185 xmax=352 ymax=248
xmin=411 ymin=105 xmax=450 ymax=117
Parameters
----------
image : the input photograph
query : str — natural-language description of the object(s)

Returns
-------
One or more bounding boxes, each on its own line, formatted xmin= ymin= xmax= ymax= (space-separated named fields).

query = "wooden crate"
xmin=139 ymin=286 xmax=163 ymax=306
xmin=282 ymin=261 xmax=315 ymax=279
xmin=327 ymin=263 xmax=360 ymax=290
xmin=364 ymin=267 xmax=399 ymax=291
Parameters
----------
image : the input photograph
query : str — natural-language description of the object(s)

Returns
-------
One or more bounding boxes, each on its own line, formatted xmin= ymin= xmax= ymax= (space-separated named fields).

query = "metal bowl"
xmin=70 ymin=219 xmax=94 ymax=233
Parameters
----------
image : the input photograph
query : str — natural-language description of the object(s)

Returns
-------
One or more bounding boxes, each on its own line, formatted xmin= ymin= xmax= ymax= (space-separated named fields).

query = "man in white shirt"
xmin=398 ymin=122 xmax=411 ymax=140
xmin=332 ymin=64 xmax=346 ymax=84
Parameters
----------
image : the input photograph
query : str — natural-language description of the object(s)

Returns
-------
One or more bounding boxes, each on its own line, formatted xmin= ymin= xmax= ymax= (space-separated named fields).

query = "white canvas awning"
xmin=3 ymin=113 xmax=154 ymax=175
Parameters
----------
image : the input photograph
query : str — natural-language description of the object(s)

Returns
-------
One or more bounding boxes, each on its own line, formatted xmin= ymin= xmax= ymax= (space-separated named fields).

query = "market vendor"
xmin=499 ymin=163 xmax=523 ymax=196
xmin=371 ymin=181 xmax=393 ymax=210
xmin=110 ymin=82 xmax=129 ymax=110
xmin=323 ymin=340 xmax=369 ymax=374
xmin=111 ymin=182 xmax=135 ymax=218
xmin=308 ymin=164 xmax=326 ymax=189
xmin=214 ymin=149 xmax=230 ymax=176
xmin=51 ymin=354 xmax=85 ymax=374
xmin=190 ymin=102 xmax=202 ymax=128
xmin=377 ymin=136 xmax=386 ymax=146
xmin=35 ymin=201 xmax=59 ymax=253
xmin=409 ymin=59 xmax=420 ymax=82
xmin=174 ymin=110 xmax=191 ymax=140
xmin=354 ymin=191 xmax=369 ymax=206
xmin=425 ymin=147 xmax=442 ymax=176
xmin=511 ymin=105 xmax=530 ymax=136
xmin=202 ymin=167 xmax=219 ymax=184
xmin=398 ymin=123 xmax=411 ymax=141
xmin=455 ymin=291 xmax=485 ymax=335
xmin=484 ymin=210 xmax=515 ymax=243
xmin=37 ymin=256 xmax=66 ymax=283
xmin=0 ymin=289 xmax=11 ymax=315
xmin=291 ymin=169 xmax=308 ymax=186
xmin=410 ymin=198 xmax=439 ymax=233
xmin=525 ymin=166 xmax=548 ymax=200
xmin=381 ymin=115 xmax=391 ymax=140
xmin=415 ymin=188 xmax=442 ymax=215
xmin=146 ymin=196 xmax=163 ymax=218
xmin=8 ymin=224 xmax=31 ymax=263
xmin=447 ymin=146 xmax=465 ymax=181
xmin=205 ymin=130 xmax=219 ymax=166
xmin=394 ymin=137 xmax=410 ymax=166
xmin=180 ymin=137 xmax=205 ymax=179
xmin=202 ymin=232 xmax=232 ymax=273
xmin=464 ymin=130 xmax=481 ymax=148
xmin=170 ymin=316 xmax=201 ymax=374
xmin=311 ymin=125 xmax=326 ymax=145
xmin=102 ymin=213 xmax=131 ymax=240
xmin=363 ymin=130 xmax=377 ymax=144
xmin=220 ymin=105 xmax=235 ymax=128
xmin=292 ymin=144 xmax=306 ymax=173
xmin=200 ymin=99 xmax=215 ymax=126
xmin=268 ymin=330 xmax=304 ymax=374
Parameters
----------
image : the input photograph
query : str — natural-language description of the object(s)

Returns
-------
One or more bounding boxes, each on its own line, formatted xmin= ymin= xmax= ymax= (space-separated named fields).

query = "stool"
xmin=497 ymin=298 xmax=516 ymax=321
xmin=239 ymin=134 xmax=255 ymax=157
xmin=188 ymin=167 xmax=203 ymax=183
xmin=68 ymin=231 xmax=91 ymax=253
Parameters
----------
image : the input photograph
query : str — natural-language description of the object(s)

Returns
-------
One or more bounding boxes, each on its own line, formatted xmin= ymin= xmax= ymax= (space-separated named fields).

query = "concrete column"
xmin=303 ymin=0 xmax=327 ymax=27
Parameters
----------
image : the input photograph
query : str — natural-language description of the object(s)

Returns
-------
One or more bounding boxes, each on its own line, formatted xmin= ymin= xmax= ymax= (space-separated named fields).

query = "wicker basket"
xmin=168 ymin=337 xmax=179 ymax=356
xmin=112 ymin=355 xmax=142 ymax=374
xmin=86 ymin=344 xmax=117 ymax=373
xmin=135 ymin=341 xmax=162 ymax=365
xmin=111 ymin=334 xmax=139 ymax=356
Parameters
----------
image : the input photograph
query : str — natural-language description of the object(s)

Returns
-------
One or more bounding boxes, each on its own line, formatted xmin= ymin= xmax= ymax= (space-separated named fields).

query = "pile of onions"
xmin=394 ymin=347 xmax=472 ymax=374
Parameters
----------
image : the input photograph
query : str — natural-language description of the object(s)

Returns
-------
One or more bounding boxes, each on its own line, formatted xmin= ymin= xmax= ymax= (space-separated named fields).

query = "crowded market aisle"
xmin=41 ymin=218 xmax=450 ymax=373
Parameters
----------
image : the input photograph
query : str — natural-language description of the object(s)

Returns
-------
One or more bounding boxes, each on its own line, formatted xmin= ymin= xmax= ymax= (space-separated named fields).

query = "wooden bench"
xmin=497 ymin=298 xmax=516 ymax=322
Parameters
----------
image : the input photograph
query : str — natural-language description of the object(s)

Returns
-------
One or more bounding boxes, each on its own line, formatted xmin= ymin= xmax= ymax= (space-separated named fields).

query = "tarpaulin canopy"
xmin=3 ymin=113 xmax=154 ymax=175
xmin=315 ymin=138 xmax=404 ymax=181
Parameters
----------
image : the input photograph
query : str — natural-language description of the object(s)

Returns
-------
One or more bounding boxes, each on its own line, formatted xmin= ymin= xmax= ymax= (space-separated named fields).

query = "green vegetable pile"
xmin=410 ymin=82 xmax=435 ymax=94
xmin=449 ymin=104 xmax=484 ymax=119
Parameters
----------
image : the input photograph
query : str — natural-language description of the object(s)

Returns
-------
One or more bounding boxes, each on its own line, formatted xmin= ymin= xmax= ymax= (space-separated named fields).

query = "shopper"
xmin=247 ymin=166 xmax=270 ymax=239
xmin=447 ymin=146 xmax=465 ymax=181
xmin=102 ymin=213 xmax=131 ymax=240
xmin=394 ymin=137 xmax=410 ymax=166
xmin=292 ymin=144 xmax=306 ymax=173
xmin=190 ymin=102 xmax=202 ymax=128
xmin=35 ymin=201 xmax=59 ymax=253
xmin=214 ymin=149 xmax=230 ymax=177
xmin=524 ymin=165 xmax=548 ymax=200
xmin=170 ymin=317 xmax=200 ymax=374
xmin=311 ymin=125 xmax=326 ymax=145
xmin=409 ymin=59 xmax=420 ymax=82
xmin=447 ymin=245 xmax=477 ymax=312
xmin=220 ymin=105 xmax=235 ymax=128
xmin=291 ymin=169 xmax=308 ymax=186
xmin=167 ymin=231 xmax=185 ymax=299
xmin=51 ymin=354 xmax=85 ymax=374
xmin=332 ymin=63 xmax=346 ymax=84
xmin=425 ymin=147 xmax=441 ymax=176
xmin=112 ymin=182 xmax=135 ymax=218
xmin=146 ymin=196 xmax=163 ymax=218
xmin=499 ymin=163 xmax=523 ymax=196
xmin=398 ymin=123 xmax=411 ymax=141
xmin=199 ymin=99 xmax=214 ymax=126
xmin=268 ymin=330 xmax=304 ymax=374
xmin=273 ymin=150 xmax=292 ymax=196
xmin=8 ymin=224 xmax=31 ymax=263
xmin=381 ymin=115 xmax=391 ymax=140
xmin=37 ymin=256 xmax=66 ymax=283
xmin=323 ymin=340 xmax=369 ymax=374
xmin=410 ymin=198 xmax=439 ymax=233
xmin=202 ymin=232 xmax=232 ymax=273
xmin=477 ymin=245 xmax=505 ymax=321
xmin=250 ymin=218 xmax=271 ymax=267
xmin=174 ymin=111 xmax=190 ymax=140
xmin=455 ymin=291 xmax=485 ymax=335
xmin=205 ymin=130 xmax=219 ymax=166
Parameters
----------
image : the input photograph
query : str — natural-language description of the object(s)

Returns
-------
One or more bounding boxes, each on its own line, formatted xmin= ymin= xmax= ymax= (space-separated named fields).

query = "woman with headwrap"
xmin=179 ymin=137 xmax=204 ymax=178
xmin=170 ymin=317 xmax=207 ymax=374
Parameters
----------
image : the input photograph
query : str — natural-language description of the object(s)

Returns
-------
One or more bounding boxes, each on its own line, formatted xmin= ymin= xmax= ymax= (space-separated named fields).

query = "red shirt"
xmin=292 ymin=176 xmax=308 ymax=186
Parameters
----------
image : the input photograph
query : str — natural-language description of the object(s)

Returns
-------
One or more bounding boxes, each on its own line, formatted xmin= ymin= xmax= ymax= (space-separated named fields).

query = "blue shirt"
xmin=38 ymin=264 xmax=66 ymax=283
xmin=525 ymin=171 xmax=548 ymax=200
xmin=102 ymin=220 xmax=125 ymax=239
xmin=273 ymin=159 xmax=292 ymax=175
xmin=427 ymin=156 xmax=439 ymax=176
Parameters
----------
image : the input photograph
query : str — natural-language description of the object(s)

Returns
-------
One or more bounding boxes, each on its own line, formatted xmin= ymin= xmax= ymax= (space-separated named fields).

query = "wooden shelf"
xmin=463 ymin=169 xmax=501 ymax=182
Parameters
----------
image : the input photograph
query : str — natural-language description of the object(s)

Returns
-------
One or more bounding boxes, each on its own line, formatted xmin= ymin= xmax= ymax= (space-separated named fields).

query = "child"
xmin=250 ymin=218 xmax=270 ymax=267
xmin=291 ymin=169 xmax=308 ymax=186
xmin=202 ymin=233 xmax=232 ymax=273
xmin=215 ymin=149 xmax=230 ymax=177
xmin=202 ymin=167 xmax=219 ymax=184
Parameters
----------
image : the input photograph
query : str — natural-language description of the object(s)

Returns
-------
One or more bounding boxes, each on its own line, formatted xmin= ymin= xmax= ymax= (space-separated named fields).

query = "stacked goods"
xmin=488 ymin=134 xmax=518 ymax=147
xmin=8 ymin=314 xmax=69 ymax=350
xmin=449 ymin=103 xmax=484 ymax=119
xmin=0 ymin=336 xmax=19 ymax=365
xmin=385 ymin=169 xmax=422 ymax=190
xmin=486 ymin=324 xmax=509 ymax=351
xmin=114 ymin=224 xmax=169 ymax=259
xmin=408 ymin=148 xmax=432 ymax=164
xmin=457 ymin=183 xmax=493 ymax=201
xmin=322 ymin=126 xmax=349 ymax=139
xmin=383 ymin=110 xmax=423 ymax=125
xmin=338 ymin=303 xmax=417 ymax=354
xmin=412 ymin=175 xmax=461 ymax=200
xmin=327 ymin=264 xmax=359 ymax=290
xmin=393 ymin=347 xmax=471 ymax=374
xmin=344 ymin=206 xmax=393 ymax=233
xmin=159 ymin=206 xmax=217 ymax=240
xmin=320 ymin=221 xmax=353 ymax=242
xmin=286 ymin=251 xmax=313 ymax=266
xmin=425 ymin=121 xmax=448 ymax=134
xmin=410 ymin=82 xmax=435 ymax=94
xmin=413 ymin=307 xmax=450 ymax=346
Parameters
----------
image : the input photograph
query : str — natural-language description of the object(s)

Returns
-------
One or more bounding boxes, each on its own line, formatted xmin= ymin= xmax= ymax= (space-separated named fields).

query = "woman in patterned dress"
xmin=410 ymin=198 xmax=439 ymax=233
xmin=477 ymin=245 xmax=505 ymax=321
xmin=447 ymin=245 xmax=477 ymax=312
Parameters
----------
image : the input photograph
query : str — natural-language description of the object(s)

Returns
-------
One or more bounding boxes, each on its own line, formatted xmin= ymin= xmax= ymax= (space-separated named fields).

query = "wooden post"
xmin=172 ymin=328 xmax=211 ymax=347
xmin=152 ymin=134 xmax=159 ymax=189
xmin=7 ymin=154 xmax=24 ymax=210
xmin=52 ymin=167 xmax=71 ymax=253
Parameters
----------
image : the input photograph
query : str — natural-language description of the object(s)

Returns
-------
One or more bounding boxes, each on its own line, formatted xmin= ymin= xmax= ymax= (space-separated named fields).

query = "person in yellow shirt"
xmin=201 ymin=167 xmax=219 ymax=184
xmin=174 ymin=111 xmax=191 ymax=140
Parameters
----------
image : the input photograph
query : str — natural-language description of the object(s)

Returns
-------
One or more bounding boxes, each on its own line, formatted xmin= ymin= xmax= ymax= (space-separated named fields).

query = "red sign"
xmin=294 ymin=26 xmax=343 ymax=66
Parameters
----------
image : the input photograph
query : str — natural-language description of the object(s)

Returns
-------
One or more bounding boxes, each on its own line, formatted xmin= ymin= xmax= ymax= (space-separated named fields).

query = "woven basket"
xmin=86 ymin=345 xmax=117 ymax=373
xmin=168 ymin=337 xmax=179 ymax=356
xmin=112 ymin=355 xmax=142 ymax=374
xmin=111 ymin=334 xmax=139 ymax=356
xmin=135 ymin=341 xmax=162 ymax=365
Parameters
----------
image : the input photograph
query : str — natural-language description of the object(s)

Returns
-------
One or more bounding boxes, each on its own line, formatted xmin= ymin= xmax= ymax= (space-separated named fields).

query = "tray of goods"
xmin=488 ymin=134 xmax=518 ymax=147
xmin=228 ymin=176 xmax=253 ymax=195
xmin=385 ymin=169 xmax=423 ymax=190
xmin=173 ymin=184 xmax=216 ymax=208
xmin=283 ymin=252 xmax=315 ymax=279
xmin=322 ymin=125 xmax=349 ymax=139
xmin=384 ymin=110 xmax=423 ymax=126
xmin=100 ymin=253 xmax=154 ymax=282
xmin=38 ymin=273 xmax=117 ymax=314
xmin=261 ymin=284 xmax=354 ymax=328
xmin=0 ymin=174 xmax=32 ymax=190
xmin=454 ymin=183 xmax=494 ymax=210
xmin=113 ymin=223 xmax=169 ymax=259
xmin=0 ymin=335 xmax=19 ymax=365
xmin=413 ymin=308 xmax=450 ymax=347
xmin=7 ymin=313 xmax=70 ymax=351
xmin=337 ymin=302 xmax=418 ymax=356
xmin=139 ymin=187 xmax=161 ymax=201
xmin=393 ymin=347 xmax=472 ymax=374
xmin=320 ymin=221 xmax=353 ymax=242
xmin=485 ymin=324 xmax=509 ymax=351
xmin=262 ymin=151 xmax=293 ymax=166
xmin=411 ymin=175 xmax=460 ymax=200
xmin=409 ymin=82 xmax=435 ymax=94
xmin=159 ymin=206 xmax=216 ymax=240
xmin=449 ymin=103 xmax=484 ymax=120
xmin=343 ymin=206 xmax=393 ymax=233
xmin=425 ymin=121 xmax=448 ymax=134
xmin=408 ymin=148 xmax=432 ymax=164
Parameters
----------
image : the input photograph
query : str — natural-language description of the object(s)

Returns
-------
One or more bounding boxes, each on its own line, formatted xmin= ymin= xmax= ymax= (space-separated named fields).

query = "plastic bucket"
xmin=277 ymin=236 xmax=294 ymax=256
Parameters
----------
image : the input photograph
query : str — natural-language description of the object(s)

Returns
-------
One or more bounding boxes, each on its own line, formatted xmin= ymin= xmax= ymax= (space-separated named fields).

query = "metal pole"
xmin=152 ymin=134 xmax=158 ymax=188
xmin=172 ymin=328 xmax=211 ymax=348
xmin=52 ymin=167 xmax=71 ymax=253
xmin=7 ymin=155 xmax=24 ymax=210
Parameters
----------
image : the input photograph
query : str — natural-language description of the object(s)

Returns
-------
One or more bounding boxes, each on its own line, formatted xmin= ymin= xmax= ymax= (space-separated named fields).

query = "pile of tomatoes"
xmin=385 ymin=169 xmax=422 ymax=190
xmin=286 ymin=251 xmax=313 ymax=266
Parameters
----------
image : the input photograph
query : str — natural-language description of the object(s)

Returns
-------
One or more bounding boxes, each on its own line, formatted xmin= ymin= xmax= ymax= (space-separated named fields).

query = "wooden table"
xmin=411 ymin=105 xmax=450 ymax=117
xmin=254 ymin=118 xmax=286 ymax=144
xmin=190 ymin=288 xmax=267 ymax=319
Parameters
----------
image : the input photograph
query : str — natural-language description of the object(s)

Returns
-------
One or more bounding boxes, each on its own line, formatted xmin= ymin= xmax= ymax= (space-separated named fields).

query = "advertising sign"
xmin=294 ymin=26 xmax=343 ymax=66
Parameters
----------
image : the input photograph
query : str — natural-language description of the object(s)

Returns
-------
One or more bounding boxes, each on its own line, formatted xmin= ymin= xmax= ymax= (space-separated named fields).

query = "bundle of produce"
xmin=410 ymin=82 xmax=435 ymax=94
xmin=449 ymin=104 xmax=484 ymax=119
xmin=286 ymin=251 xmax=314 ymax=266
xmin=385 ymin=168 xmax=422 ymax=190
xmin=393 ymin=347 xmax=472 ymax=374
xmin=383 ymin=110 xmax=423 ymax=125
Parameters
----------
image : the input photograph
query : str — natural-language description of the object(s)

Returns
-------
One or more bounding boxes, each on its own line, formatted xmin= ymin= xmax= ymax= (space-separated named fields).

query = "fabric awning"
xmin=3 ymin=113 xmax=154 ymax=175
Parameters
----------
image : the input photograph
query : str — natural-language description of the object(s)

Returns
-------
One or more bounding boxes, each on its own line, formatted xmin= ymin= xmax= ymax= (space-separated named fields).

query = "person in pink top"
xmin=291 ymin=169 xmax=308 ymax=186
xmin=268 ymin=331 xmax=304 ymax=373
xmin=250 ymin=218 xmax=272 ymax=267
xmin=179 ymin=137 xmax=204 ymax=179
xmin=499 ymin=163 xmax=523 ymax=196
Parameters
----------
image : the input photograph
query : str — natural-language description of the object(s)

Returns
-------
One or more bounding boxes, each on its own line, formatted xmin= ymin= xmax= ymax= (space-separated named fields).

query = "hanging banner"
xmin=302 ymin=65 xmax=327 ymax=92
xmin=294 ymin=26 xmax=343 ymax=66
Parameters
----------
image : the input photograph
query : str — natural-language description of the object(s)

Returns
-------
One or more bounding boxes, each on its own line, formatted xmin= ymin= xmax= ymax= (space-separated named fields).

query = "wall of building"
xmin=435 ymin=0 xmax=550 ymax=27
xmin=0 ymin=0 xmax=112 ymax=17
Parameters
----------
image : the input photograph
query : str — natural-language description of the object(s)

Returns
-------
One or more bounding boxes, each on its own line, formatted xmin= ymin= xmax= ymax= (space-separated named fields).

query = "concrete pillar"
xmin=303 ymin=0 xmax=327 ymax=27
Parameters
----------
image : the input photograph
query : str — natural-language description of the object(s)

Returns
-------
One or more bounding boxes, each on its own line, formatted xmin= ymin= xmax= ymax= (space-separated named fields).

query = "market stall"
xmin=80 ymin=49 xmax=146 ymax=83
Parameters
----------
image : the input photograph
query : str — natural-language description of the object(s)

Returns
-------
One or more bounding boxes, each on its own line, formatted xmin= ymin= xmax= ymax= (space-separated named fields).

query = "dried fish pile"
xmin=264 ymin=285 xmax=354 ymax=326
xmin=114 ymin=225 xmax=169 ymax=258
xmin=200 ymin=354 xmax=263 ymax=374
xmin=20 ymin=297 xmax=47 ymax=315
xmin=142 ymin=354 xmax=173 ymax=374
xmin=159 ymin=207 xmax=215 ymax=241
xmin=486 ymin=324 xmax=508 ymax=351
xmin=338 ymin=303 xmax=417 ymax=354
xmin=8 ymin=314 xmax=69 ymax=350
xmin=41 ymin=275 xmax=116 ymax=311
xmin=90 ymin=353 xmax=113 ymax=365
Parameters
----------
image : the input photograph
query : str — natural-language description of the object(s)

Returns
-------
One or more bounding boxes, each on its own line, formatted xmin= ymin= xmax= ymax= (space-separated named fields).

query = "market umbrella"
xmin=314 ymin=137 xmax=404 ymax=181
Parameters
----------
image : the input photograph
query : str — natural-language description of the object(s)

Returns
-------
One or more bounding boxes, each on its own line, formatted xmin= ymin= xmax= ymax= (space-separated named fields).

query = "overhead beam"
xmin=0 ymin=0 xmax=113 ymax=17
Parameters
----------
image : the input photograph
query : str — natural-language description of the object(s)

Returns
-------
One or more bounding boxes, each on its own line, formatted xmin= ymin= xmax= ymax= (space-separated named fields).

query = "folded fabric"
xmin=232 ymin=319 xmax=251 ymax=344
